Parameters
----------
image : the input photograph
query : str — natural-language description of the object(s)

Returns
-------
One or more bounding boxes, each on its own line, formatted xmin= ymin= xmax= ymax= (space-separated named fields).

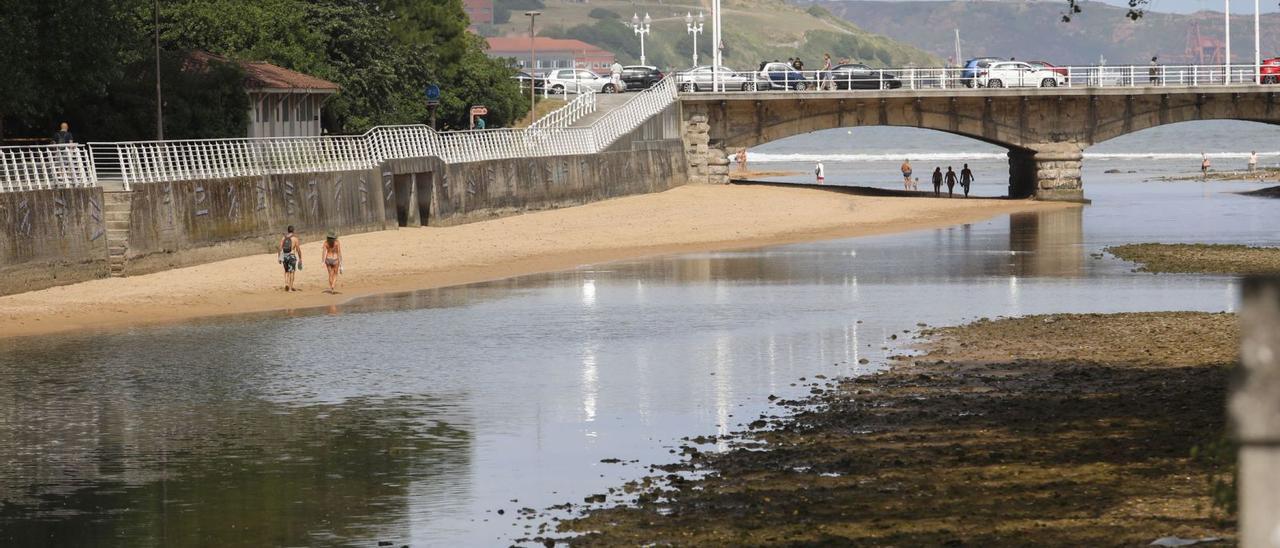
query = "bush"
xmin=589 ymin=7 xmax=620 ymax=19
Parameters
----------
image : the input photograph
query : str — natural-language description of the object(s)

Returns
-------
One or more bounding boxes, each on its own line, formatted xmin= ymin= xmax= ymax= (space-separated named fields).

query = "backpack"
xmin=282 ymin=235 xmax=294 ymax=253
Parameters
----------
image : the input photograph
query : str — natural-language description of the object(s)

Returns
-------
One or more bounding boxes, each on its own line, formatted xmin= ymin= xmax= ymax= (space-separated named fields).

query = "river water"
xmin=1 ymin=122 xmax=1278 ymax=547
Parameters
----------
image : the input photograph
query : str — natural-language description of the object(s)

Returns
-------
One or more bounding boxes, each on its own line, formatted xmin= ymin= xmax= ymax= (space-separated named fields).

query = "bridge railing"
xmin=89 ymin=136 xmax=373 ymax=188
xmin=674 ymin=63 xmax=1274 ymax=93
xmin=528 ymin=89 xmax=597 ymax=132
xmin=588 ymin=77 xmax=677 ymax=149
xmin=0 ymin=144 xmax=97 ymax=191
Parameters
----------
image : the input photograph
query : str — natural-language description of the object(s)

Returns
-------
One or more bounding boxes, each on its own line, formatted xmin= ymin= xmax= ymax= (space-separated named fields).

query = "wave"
xmin=744 ymin=151 xmax=1280 ymax=163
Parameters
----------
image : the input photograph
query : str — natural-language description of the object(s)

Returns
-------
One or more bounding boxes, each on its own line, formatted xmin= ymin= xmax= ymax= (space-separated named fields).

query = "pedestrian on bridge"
xmin=960 ymin=164 xmax=974 ymax=197
xmin=945 ymin=166 xmax=958 ymax=197
xmin=1149 ymin=56 xmax=1160 ymax=85
xmin=932 ymin=167 xmax=943 ymax=196
xmin=52 ymin=122 xmax=74 ymax=144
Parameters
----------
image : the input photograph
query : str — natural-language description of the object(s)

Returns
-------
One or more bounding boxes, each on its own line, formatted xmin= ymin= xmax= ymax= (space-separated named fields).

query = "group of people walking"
xmin=901 ymin=159 xmax=974 ymax=197
xmin=278 ymin=226 xmax=344 ymax=293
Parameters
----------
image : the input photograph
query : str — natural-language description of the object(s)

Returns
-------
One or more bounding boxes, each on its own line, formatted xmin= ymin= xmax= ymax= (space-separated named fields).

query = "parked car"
xmin=675 ymin=66 xmax=760 ymax=91
xmin=976 ymin=61 xmax=1066 ymax=88
xmin=760 ymin=62 xmax=813 ymax=90
xmin=1027 ymin=60 xmax=1069 ymax=77
xmin=826 ymin=63 xmax=902 ymax=89
xmin=543 ymin=68 xmax=619 ymax=94
xmin=961 ymin=57 xmax=1003 ymax=87
xmin=1262 ymin=57 xmax=1280 ymax=84
xmin=512 ymin=70 xmax=545 ymax=91
xmin=621 ymin=65 xmax=664 ymax=90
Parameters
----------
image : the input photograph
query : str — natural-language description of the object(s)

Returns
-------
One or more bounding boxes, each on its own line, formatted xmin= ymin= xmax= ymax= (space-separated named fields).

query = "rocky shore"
xmin=1108 ymin=243 xmax=1280 ymax=275
xmin=543 ymin=312 xmax=1237 ymax=546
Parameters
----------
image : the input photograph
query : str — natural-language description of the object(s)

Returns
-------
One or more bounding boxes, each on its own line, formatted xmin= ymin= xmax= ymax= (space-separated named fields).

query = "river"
xmin=1 ymin=121 xmax=1278 ymax=546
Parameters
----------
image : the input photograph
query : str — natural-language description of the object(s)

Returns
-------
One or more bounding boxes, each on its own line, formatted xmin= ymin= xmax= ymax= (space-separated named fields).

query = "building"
xmin=486 ymin=36 xmax=616 ymax=74
xmin=464 ymin=0 xmax=494 ymax=26
xmin=188 ymin=52 xmax=341 ymax=138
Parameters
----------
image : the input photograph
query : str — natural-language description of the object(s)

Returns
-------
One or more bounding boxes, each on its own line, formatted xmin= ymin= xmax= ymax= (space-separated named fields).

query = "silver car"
xmin=675 ymin=66 xmax=760 ymax=92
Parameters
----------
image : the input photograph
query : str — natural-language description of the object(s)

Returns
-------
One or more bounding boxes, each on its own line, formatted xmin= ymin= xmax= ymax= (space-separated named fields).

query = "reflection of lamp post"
xmin=631 ymin=13 xmax=652 ymax=66
xmin=685 ymin=12 xmax=704 ymax=68
xmin=525 ymin=11 xmax=540 ymax=115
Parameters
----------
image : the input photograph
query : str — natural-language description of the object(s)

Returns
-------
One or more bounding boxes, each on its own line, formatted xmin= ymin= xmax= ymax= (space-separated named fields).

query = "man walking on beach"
xmin=815 ymin=160 xmax=825 ymax=185
xmin=1249 ymin=151 xmax=1258 ymax=173
xmin=932 ymin=167 xmax=943 ymax=196
xmin=279 ymin=225 xmax=302 ymax=292
xmin=944 ymin=166 xmax=958 ymax=197
xmin=960 ymin=164 xmax=974 ymax=197
xmin=901 ymin=159 xmax=913 ymax=190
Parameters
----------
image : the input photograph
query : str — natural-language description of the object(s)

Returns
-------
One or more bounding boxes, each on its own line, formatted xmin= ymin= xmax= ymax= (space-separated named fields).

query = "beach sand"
xmin=0 ymin=184 xmax=1072 ymax=339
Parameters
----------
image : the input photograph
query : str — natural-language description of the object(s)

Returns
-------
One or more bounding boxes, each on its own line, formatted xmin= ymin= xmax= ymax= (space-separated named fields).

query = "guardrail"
xmin=0 ymin=76 xmax=676 ymax=192
xmin=674 ymin=63 xmax=1275 ymax=93
xmin=0 ymin=144 xmax=96 ymax=192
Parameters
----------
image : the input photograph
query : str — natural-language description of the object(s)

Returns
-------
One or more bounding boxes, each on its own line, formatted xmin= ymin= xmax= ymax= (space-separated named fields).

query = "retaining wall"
xmin=0 ymin=187 xmax=109 ymax=295
xmin=123 ymin=169 xmax=391 ymax=276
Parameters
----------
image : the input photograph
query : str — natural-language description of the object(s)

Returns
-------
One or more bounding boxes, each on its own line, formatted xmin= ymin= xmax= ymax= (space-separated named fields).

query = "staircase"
xmin=103 ymin=190 xmax=132 ymax=277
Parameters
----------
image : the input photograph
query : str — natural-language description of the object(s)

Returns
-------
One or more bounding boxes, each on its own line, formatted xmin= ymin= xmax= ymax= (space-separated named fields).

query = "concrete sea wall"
xmin=0 ymin=187 xmax=109 ymax=296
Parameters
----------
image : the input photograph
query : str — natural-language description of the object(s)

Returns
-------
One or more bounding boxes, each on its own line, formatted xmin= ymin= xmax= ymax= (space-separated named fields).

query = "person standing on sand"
xmin=815 ymin=160 xmax=825 ymax=185
xmin=901 ymin=159 xmax=913 ymax=190
xmin=960 ymin=163 xmax=974 ymax=197
xmin=279 ymin=226 xmax=302 ymax=292
xmin=1201 ymin=154 xmax=1211 ymax=180
xmin=736 ymin=149 xmax=748 ymax=172
xmin=944 ymin=166 xmax=957 ymax=197
xmin=932 ymin=167 xmax=943 ymax=196
xmin=1248 ymin=151 xmax=1258 ymax=173
xmin=321 ymin=229 xmax=343 ymax=294
xmin=912 ymin=177 xmax=919 ymax=191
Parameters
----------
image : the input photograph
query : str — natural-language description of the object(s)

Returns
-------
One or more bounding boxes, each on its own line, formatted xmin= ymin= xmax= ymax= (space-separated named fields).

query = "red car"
xmin=1262 ymin=57 xmax=1280 ymax=84
xmin=1028 ymin=61 xmax=1069 ymax=77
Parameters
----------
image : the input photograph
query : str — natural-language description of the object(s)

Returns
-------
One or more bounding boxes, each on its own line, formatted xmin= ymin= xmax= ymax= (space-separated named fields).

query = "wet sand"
xmin=551 ymin=312 xmax=1237 ymax=546
xmin=0 ymin=184 xmax=1070 ymax=340
xmin=1109 ymin=243 xmax=1280 ymax=274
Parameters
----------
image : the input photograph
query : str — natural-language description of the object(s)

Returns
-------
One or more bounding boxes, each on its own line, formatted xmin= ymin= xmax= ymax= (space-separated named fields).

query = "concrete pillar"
xmin=1233 ymin=277 xmax=1280 ymax=548
xmin=1008 ymin=143 xmax=1087 ymax=202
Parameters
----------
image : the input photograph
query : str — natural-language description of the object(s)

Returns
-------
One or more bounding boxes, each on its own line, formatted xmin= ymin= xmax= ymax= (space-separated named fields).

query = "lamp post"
xmin=685 ymin=12 xmax=704 ymax=68
xmin=155 ymin=0 xmax=164 ymax=140
xmin=1254 ymin=0 xmax=1261 ymax=84
xmin=1225 ymin=0 xmax=1232 ymax=84
xmin=525 ymin=11 xmax=540 ymax=116
xmin=631 ymin=13 xmax=652 ymax=66
xmin=711 ymin=0 xmax=723 ymax=91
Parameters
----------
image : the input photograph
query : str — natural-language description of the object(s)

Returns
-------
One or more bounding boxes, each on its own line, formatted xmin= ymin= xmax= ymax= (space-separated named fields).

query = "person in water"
xmin=931 ymin=167 xmax=943 ymax=197
xmin=900 ymin=159 xmax=913 ymax=191
xmin=321 ymin=229 xmax=343 ymax=293
xmin=279 ymin=225 xmax=301 ymax=292
xmin=1201 ymin=154 xmax=1211 ymax=180
xmin=959 ymin=164 xmax=974 ymax=197
xmin=944 ymin=166 xmax=958 ymax=197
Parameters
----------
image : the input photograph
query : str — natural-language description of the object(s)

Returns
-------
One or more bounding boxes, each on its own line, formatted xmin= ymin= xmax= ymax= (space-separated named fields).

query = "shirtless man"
xmin=279 ymin=225 xmax=302 ymax=291
xmin=900 ymin=159 xmax=913 ymax=190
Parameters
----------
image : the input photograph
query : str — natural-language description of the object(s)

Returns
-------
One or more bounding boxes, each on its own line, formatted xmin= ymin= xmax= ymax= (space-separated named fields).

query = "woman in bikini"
xmin=322 ymin=229 xmax=343 ymax=293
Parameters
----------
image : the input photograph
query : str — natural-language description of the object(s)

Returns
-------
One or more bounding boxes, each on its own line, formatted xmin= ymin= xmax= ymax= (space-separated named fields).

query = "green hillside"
xmin=816 ymin=0 xmax=1280 ymax=66
xmin=481 ymin=0 xmax=940 ymax=71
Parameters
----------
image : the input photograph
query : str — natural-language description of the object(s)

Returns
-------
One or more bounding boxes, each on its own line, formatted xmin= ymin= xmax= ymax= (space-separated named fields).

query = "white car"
xmin=976 ymin=61 xmax=1066 ymax=88
xmin=543 ymin=69 xmax=620 ymax=94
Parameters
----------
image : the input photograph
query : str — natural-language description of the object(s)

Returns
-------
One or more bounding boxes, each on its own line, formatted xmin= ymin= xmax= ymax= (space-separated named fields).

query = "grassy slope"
xmin=818 ymin=0 xmax=1280 ymax=65
xmin=490 ymin=0 xmax=940 ymax=70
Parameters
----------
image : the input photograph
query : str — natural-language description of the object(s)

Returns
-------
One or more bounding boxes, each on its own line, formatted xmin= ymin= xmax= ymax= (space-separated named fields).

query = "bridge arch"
xmin=679 ymin=88 xmax=1280 ymax=200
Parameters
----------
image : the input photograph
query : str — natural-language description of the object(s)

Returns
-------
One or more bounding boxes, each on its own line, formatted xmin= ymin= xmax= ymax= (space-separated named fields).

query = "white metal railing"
xmin=51 ymin=77 xmax=678 ymax=191
xmin=673 ymin=63 xmax=1275 ymax=93
xmin=0 ymin=144 xmax=96 ymax=191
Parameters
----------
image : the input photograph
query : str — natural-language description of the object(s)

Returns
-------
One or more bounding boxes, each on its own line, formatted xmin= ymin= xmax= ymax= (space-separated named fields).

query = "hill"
xmin=481 ymin=0 xmax=941 ymax=70
xmin=814 ymin=0 xmax=1280 ymax=65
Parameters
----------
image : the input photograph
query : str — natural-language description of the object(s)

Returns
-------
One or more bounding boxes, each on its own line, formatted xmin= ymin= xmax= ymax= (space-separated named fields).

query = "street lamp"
xmin=685 ymin=12 xmax=704 ymax=68
xmin=525 ymin=11 xmax=540 ymax=116
xmin=631 ymin=13 xmax=652 ymax=66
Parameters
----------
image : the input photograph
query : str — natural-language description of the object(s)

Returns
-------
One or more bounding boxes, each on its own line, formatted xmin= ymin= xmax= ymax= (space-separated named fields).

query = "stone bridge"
xmin=678 ymin=86 xmax=1280 ymax=200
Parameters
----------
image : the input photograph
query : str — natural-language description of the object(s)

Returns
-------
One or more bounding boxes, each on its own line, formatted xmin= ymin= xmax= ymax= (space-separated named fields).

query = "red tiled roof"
xmin=186 ymin=51 xmax=340 ymax=92
xmin=486 ymin=36 xmax=611 ymax=55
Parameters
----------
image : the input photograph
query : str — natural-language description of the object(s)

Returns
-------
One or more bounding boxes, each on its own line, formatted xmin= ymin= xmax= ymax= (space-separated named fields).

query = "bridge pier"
xmin=1009 ymin=143 xmax=1086 ymax=202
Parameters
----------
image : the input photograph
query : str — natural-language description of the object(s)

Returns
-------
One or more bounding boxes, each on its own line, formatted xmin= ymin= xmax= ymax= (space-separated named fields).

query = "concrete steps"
xmin=103 ymin=190 xmax=133 ymax=277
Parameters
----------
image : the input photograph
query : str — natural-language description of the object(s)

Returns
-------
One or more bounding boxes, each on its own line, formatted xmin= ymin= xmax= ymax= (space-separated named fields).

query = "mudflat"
xmin=1109 ymin=243 xmax=1280 ymax=275
xmin=0 ymin=184 xmax=1070 ymax=339
xmin=555 ymin=312 xmax=1237 ymax=546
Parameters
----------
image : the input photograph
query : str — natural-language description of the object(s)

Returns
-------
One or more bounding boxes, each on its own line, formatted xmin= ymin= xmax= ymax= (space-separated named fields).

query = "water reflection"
xmin=1010 ymin=207 xmax=1085 ymax=278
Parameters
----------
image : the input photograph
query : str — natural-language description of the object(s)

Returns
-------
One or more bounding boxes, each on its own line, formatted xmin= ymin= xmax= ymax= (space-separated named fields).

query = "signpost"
xmin=469 ymin=105 xmax=488 ymax=130
xmin=425 ymin=84 xmax=441 ymax=130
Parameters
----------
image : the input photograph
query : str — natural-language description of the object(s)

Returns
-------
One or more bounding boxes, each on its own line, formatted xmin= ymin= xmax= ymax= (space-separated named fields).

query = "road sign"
xmin=425 ymin=84 xmax=441 ymax=104
xmin=470 ymin=105 xmax=488 ymax=116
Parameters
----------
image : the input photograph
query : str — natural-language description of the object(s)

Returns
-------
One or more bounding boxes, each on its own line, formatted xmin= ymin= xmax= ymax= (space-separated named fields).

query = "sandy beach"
xmin=0 ymin=184 xmax=1071 ymax=339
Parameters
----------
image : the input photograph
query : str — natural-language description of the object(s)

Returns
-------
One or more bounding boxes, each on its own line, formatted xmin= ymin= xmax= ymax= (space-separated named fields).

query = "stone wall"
xmin=123 ymin=169 xmax=391 ymax=276
xmin=0 ymin=187 xmax=109 ymax=295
